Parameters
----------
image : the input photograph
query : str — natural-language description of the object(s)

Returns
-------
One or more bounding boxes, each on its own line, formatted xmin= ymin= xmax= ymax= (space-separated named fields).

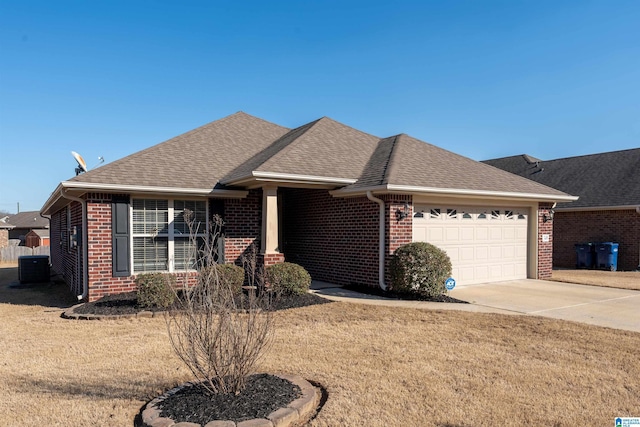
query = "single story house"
xmin=484 ymin=149 xmax=640 ymax=271
xmin=41 ymin=112 xmax=575 ymax=301
xmin=4 ymin=211 xmax=50 ymax=245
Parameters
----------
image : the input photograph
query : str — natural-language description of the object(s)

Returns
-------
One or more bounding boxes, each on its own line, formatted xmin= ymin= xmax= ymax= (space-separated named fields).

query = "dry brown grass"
xmin=552 ymin=269 xmax=640 ymax=291
xmin=1 ymin=264 xmax=638 ymax=426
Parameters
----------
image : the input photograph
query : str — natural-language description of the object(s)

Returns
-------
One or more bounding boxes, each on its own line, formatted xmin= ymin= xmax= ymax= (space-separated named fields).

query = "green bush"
xmin=389 ymin=242 xmax=452 ymax=297
xmin=198 ymin=263 xmax=245 ymax=295
xmin=136 ymin=273 xmax=176 ymax=309
xmin=266 ymin=262 xmax=311 ymax=296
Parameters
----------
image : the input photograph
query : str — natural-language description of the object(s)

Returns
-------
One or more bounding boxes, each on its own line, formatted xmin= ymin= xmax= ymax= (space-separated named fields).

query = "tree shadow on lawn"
xmin=11 ymin=373 xmax=171 ymax=402
xmin=0 ymin=266 xmax=77 ymax=309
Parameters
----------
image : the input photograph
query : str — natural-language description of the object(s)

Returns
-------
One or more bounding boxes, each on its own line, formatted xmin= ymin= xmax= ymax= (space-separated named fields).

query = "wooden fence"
xmin=0 ymin=246 xmax=51 ymax=263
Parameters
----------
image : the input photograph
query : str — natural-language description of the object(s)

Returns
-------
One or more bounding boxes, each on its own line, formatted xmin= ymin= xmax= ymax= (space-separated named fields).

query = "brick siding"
xmin=553 ymin=209 xmax=639 ymax=271
xmin=282 ymin=189 xmax=413 ymax=288
xmin=537 ymin=202 xmax=554 ymax=279
xmin=223 ymin=189 xmax=262 ymax=265
xmin=0 ymin=229 xmax=8 ymax=249
xmin=50 ymin=201 xmax=84 ymax=297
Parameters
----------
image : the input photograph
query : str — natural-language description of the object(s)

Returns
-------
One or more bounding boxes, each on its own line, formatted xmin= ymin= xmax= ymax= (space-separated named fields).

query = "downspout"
xmin=60 ymin=189 xmax=88 ymax=301
xmin=366 ymin=191 xmax=387 ymax=291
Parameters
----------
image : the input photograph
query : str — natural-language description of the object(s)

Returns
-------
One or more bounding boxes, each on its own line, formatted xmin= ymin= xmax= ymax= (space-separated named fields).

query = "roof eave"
xmin=41 ymin=181 xmax=249 ymax=216
xmin=555 ymin=204 xmax=640 ymax=212
xmin=222 ymin=171 xmax=357 ymax=188
xmin=331 ymin=184 xmax=579 ymax=203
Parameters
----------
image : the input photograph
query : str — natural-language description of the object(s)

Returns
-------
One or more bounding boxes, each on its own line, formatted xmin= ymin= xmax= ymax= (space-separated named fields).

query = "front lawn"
xmin=0 ymin=265 xmax=637 ymax=426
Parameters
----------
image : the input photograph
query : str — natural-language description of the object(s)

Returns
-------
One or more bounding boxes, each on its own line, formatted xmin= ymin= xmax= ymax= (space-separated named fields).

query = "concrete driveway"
xmin=450 ymin=279 xmax=640 ymax=333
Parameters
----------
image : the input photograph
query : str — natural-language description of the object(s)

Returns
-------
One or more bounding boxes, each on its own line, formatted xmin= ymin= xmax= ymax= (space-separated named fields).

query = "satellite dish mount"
xmin=71 ymin=151 xmax=89 ymax=176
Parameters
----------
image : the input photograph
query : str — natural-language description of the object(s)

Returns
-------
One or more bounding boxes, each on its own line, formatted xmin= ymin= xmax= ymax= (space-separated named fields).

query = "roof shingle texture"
xmin=5 ymin=211 xmax=49 ymax=229
xmin=67 ymin=112 xmax=569 ymax=198
xmin=483 ymin=149 xmax=640 ymax=208
xmin=346 ymin=134 xmax=567 ymax=196
xmin=68 ymin=112 xmax=289 ymax=189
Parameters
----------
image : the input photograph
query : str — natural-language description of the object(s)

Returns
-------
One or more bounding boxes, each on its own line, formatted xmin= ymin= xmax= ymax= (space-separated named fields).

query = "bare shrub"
xmin=166 ymin=212 xmax=273 ymax=395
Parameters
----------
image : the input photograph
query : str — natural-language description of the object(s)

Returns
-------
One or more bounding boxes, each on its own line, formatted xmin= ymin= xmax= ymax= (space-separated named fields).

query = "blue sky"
xmin=1 ymin=0 xmax=638 ymax=213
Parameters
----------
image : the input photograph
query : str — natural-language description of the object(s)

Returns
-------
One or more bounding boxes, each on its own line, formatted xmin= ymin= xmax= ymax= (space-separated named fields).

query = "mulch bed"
xmin=154 ymin=374 xmax=301 ymax=424
xmin=73 ymin=290 xmax=331 ymax=316
xmin=343 ymin=284 xmax=469 ymax=303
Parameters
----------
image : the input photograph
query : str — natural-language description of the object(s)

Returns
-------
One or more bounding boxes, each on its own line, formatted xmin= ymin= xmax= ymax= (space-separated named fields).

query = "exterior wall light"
xmin=396 ymin=202 xmax=410 ymax=221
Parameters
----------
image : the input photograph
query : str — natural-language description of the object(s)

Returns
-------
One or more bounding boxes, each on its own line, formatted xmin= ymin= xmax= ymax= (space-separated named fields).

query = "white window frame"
xmin=130 ymin=198 xmax=208 ymax=274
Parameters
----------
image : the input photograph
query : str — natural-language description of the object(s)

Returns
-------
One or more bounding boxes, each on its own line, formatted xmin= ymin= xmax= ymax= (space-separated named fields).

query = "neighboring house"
xmin=5 ymin=211 xmax=50 ymax=245
xmin=484 ymin=149 xmax=640 ymax=271
xmin=25 ymin=229 xmax=50 ymax=248
xmin=0 ymin=221 xmax=14 ymax=249
xmin=41 ymin=112 xmax=575 ymax=301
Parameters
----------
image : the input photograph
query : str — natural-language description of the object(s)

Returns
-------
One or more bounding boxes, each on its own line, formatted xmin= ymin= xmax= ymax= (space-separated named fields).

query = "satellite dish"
xmin=71 ymin=151 xmax=88 ymax=176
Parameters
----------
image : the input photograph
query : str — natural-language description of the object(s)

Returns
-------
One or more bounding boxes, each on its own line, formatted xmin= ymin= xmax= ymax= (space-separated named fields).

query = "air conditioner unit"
xmin=18 ymin=255 xmax=50 ymax=284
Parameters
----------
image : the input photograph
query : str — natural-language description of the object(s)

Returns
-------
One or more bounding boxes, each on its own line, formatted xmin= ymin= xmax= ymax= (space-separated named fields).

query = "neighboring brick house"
xmin=41 ymin=112 xmax=575 ymax=301
xmin=0 ymin=220 xmax=13 ymax=249
xmin=484 ymin=149 xmax=640 ymax=271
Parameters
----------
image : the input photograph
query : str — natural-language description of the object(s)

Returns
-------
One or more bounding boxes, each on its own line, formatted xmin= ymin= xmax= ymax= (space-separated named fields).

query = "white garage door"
xmin=412 ymin=205 xmax=528 ymax=286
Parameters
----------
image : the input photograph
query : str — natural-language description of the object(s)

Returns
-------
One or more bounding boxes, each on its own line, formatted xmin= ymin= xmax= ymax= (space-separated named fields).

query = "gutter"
xmin=366 ymin=191 xmax=387 ymax=291
xmin=332 ymin=184 xmax=578 ymax=203
xmin=59 ymin=188 xmax=88 ymax=301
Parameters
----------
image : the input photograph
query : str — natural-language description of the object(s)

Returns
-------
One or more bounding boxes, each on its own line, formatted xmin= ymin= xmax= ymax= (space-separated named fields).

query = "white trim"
xmin=41 ymin=182 xmax=248 ymax=216
xmin=61 ymin=181 xmax=248 ymax=197
xmin=555 ymin=205 xmax=640 ymax=212
xmin=331 ymin=184 xmax=578 ymax=202
xmin=223 ymin=171 xmax=357 ymax=186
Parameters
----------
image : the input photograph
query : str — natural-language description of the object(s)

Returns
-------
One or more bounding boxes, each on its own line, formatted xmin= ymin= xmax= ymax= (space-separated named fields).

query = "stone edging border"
xmin=141 ymin=373 xmax=320 ymax=427
xmin=61 ymin=303 xmax=161 ymax=320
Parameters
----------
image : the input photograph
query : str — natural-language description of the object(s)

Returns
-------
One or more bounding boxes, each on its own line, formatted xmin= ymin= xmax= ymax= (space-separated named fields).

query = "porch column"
xmin=260 ymin=186 xmax=284 ymax=266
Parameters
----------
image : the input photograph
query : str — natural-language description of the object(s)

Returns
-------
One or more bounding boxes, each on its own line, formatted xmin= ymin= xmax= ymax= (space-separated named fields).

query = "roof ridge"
xmin=381 ymin=135 xmax=402 ymax=185
xmin=220 ymin=118 xmax=322 ymax=183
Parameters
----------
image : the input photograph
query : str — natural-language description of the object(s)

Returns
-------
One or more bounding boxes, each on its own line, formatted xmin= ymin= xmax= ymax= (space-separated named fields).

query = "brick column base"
xmin=259 ymin=252 xmax=285 ymax=267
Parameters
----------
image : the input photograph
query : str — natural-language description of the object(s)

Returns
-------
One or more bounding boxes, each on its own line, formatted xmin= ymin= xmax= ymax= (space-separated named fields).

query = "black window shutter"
xmin=112 ymin=196 xmax=131 ymax=277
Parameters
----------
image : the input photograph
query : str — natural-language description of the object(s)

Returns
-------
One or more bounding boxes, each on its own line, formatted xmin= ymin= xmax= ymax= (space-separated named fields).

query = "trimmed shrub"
xmin=136 ymin=273 xmax=176 ymax=309
xmin=389 ymin=242 xmax=452 ymax=297
xmin=266 ymin=262 xmax=311 ymax=296
xmin=198 ymin=263 xmax=245 ymax=296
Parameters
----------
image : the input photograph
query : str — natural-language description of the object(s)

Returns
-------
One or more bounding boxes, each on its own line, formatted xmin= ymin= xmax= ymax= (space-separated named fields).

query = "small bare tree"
xmin=166 ymin=212 xmax=273 ymax=395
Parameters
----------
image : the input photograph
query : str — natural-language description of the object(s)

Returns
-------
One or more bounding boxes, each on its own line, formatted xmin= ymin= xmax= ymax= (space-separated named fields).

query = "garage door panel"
xmin=460 ymin=247 xmax=475 ymax=261
xmin=475 ymin=227 xmax=489 ymax=240
xmin=490 ymin=228 xmax=502 ymax=239
xmin=413 ymin=204 xmax=528 ymax=286
xmin=445 ymin=228 xmax=459 ymax=241
xmin=475 ymin=246 xmax=488 ymax=260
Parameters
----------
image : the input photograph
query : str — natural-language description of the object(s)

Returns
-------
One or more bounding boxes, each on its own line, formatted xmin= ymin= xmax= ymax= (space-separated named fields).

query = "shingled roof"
xmin=5 ymin=211 xmax=49 ymax=229
xmin=42 ymin=112 xmax=575 ymax=215
xmin=483 ymin=148 xmax=640 ymax=209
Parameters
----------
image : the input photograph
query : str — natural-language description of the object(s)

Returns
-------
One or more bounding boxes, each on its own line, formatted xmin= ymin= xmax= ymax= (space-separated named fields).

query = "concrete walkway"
xmin=310 ymin=279 xmax=640 ymax=333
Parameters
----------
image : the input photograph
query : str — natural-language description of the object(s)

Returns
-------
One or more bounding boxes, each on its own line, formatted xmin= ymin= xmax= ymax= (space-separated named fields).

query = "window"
xmin=430 ymin=209 xmax=441 ymax=219
xmin=132 ymin=199 xmax=207 ymax=273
